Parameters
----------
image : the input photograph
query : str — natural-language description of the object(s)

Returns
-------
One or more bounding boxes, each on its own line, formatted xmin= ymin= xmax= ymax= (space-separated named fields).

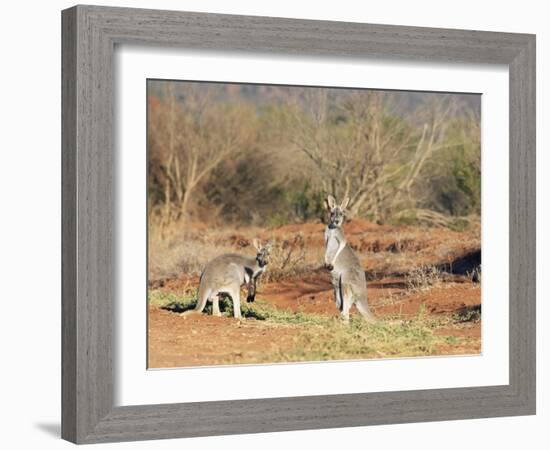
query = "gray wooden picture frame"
xmin=61 ymin=4 xmax=536 ymax=444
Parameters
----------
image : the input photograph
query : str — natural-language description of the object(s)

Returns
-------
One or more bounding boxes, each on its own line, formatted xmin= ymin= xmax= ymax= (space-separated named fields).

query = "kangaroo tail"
xmin=356 ymin=297 xmax=377 ymax=323
xmin=183 ymin=285 xmax=210 ymax=316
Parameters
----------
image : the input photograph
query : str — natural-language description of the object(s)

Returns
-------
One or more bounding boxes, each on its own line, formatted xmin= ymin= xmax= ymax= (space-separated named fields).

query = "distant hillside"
xmin=148 ymin=79 xmax=480 ymax=118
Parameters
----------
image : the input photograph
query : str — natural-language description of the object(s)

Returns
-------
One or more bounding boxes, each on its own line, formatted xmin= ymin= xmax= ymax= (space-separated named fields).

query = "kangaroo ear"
xmin=340 ymin=197 xmax=350 ymax=210
xmin=252 ymin=238 xmax=261 ymax=251
xmin=325 ymin=195 xmax=336 ymax=210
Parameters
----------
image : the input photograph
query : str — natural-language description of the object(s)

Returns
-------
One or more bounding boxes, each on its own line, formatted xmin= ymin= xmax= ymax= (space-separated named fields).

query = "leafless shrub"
xmin=262 ymin=234 xmax=307 ymax=283
xmin=148 ymin=82 xmax=480 ymax=229
xmin=287 ymin=91 xmax=464 ymax=222
xmin=148 ymin=83 xmax=258 ymax=224
xmin=405 ymin=265 xmax=443 ymax=292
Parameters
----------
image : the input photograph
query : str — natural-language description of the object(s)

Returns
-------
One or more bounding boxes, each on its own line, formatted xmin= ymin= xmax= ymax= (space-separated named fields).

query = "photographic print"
xmin=147 ymin=80 xmax=481 ymax=369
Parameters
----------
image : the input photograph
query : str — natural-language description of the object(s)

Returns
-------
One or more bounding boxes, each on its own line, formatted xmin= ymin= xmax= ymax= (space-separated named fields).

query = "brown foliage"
xmin=147 ymin=81 xmax=480 ymax=229
xmin=148 ymin=84 xmax=258 ymax=225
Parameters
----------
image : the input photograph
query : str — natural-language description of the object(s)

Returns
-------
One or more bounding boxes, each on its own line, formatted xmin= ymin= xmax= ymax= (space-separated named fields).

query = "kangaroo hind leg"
xmin=339 ymin=283 xmax=353 ymax=324
xmin=183 ymin=286 xmax=210 ymax=316
xmin=212 ymin=295 xmax=221 ymax=317
xmin=228 ymin=285 xmax=242 ymax=319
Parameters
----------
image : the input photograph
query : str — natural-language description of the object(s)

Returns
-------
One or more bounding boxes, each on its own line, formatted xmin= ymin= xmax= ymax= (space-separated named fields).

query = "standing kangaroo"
xmin=324 ymin=196 xmax=376 ymax=323
xmin=184 ymin=239 xmax=271 ymax=319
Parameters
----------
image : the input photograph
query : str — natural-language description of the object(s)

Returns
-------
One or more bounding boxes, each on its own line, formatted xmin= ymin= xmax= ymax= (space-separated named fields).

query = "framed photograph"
xmin=62 ymin=5 xmax=536 ymax=444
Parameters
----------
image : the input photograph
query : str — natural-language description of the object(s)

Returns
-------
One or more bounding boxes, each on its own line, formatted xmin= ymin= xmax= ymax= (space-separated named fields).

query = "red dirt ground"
xmin=148 ymin=275 xmax=481 ymax=367
xmin=148 ymin=220 xmax=481 ymax=368
xmin=148 ymin=306 xmax=299 ymax=368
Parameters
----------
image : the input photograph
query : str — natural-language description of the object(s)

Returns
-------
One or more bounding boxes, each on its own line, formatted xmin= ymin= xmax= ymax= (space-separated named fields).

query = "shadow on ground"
xmin=161 ymin=297 xmax=266 ymax=320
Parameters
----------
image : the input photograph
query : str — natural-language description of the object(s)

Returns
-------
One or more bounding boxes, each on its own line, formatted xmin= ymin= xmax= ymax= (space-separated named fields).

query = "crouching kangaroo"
xmin=184 ymin=239 xmax=271 ymax=319
xmin=324 ymin=195 xmax=376 ymax=323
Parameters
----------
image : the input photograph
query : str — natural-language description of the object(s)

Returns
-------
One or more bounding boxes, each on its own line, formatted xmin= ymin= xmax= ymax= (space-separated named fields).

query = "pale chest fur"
xmin=325 ymin=227 xmax=346 ymax=267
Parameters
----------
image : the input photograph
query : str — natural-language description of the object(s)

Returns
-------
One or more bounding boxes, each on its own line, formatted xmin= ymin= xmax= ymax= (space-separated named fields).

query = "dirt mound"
xmin=270 ymin=218 xmax=388 ymax=239
xmin=348 ymin=235 xmax=430 ymax=253
xmin=227 ymin=234 xmax=251 ymax=248
xmin=344 ymin=217 xmax=385 ymax=234
xmin=271 ymin=222 xmax=324 ymax=235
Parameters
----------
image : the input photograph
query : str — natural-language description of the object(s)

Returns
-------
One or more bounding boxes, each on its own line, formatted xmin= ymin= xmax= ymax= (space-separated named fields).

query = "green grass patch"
xmin=271 ymin=314 xmax=447 ymax=362
xmin=149 ymin=288 xmax=478 ymax=363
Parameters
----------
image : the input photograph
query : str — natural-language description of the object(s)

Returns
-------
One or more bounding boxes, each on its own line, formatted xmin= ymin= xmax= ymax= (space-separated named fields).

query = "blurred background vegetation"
xmin=147 ymin=81 xmax=480 ymax=231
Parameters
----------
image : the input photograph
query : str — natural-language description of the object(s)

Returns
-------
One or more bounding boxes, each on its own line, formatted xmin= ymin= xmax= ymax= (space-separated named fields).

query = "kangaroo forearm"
xmin=327 ymin=242 xmax=346 ymax=266
xmin=246 ymin=278 xmax=257 ymax=302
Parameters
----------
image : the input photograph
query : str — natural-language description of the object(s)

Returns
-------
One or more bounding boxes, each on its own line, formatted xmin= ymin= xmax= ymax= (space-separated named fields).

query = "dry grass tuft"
xmin=263 ymin=234 xmax=308 ymax=283
xmin=148 ymin=227 xmax=236 ymax=282
xmin=405 ymin=265 xmax=444 ymax=292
